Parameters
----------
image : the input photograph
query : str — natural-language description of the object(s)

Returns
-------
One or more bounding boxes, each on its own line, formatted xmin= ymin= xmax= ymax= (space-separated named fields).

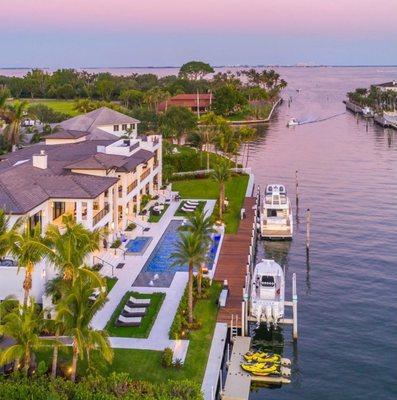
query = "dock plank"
xmin=215 ymin=197 xmax=256 ymax=327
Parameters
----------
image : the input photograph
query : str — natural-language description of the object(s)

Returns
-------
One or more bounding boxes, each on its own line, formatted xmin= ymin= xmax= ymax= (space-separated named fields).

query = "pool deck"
xmin=91 ymin=199 xmax=216 ymax=362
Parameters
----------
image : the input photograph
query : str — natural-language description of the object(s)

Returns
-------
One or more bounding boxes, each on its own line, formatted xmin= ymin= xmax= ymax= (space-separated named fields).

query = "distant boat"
xmin=362 ymin=106 xmax=374 ymax=118
xmin=287 ymin=118 xmax=299 ymax=127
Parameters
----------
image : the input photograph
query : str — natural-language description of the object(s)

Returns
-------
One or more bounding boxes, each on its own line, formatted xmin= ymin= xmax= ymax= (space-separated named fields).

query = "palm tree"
xmin=10 ymin=223 xmax=52 ymax=306
xmin=171 ymin=232 xmax=207 ymax=324
xmin=55 ymin=271 xmax=113 ymax=382
xmin=181 ymin=210 xmax=215 ymax=296
xmin=45 ymin=214 xmax=101 ymax=283
xmin=211 ymin=161 xmax=231 ymax=221
xmin=199 ymin=112 xmax=229 ymax=170
xmin=0 ymin=209 xmax=22 ymax=261
xmin=3 ymin=100 xmax=30 ymax=147
xmin=45 ymin=214 xmax=103 ymax=376
xmin=0 ymin=299 xmax=56 ymax=374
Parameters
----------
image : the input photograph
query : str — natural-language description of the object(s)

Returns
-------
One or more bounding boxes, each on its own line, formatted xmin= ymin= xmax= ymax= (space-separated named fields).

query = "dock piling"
xmin=292 ymin=272 xmax=298 ymax=340
xmin=295 ymin=170 xmax=299 ymax=207
xmin=306 ymin=208 xmax=311 ymax=254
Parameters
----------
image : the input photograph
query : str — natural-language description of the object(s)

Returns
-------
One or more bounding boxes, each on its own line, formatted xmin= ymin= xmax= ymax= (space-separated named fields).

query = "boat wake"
xmin=297 ymin=111 xmax=346 ymax=125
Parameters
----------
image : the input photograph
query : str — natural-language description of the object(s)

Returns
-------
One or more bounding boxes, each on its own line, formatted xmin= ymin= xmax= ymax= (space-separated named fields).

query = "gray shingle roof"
xmin=46 ymin=129 xmax=88 ymax=140
xmin=55 ymin=107 xmax=140 ymax=141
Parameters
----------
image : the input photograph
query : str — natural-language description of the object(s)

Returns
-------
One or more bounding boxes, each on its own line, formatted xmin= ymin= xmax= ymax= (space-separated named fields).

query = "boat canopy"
xmin=265 ymin=184 xmax=288 ymax=206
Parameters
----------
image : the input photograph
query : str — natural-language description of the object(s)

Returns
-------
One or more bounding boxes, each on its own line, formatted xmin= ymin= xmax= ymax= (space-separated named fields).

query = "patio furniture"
xmin=115 ymin=315 xmax=142 ymax=327
xmin=127 ymin=296 xmax=151 ymax=307
xmin=181 ymin=205 xmax=197 ymax=212
xmin=182 ymin=202 xmax=197 ymax=210
xmin=186 ymin=200 xmax=199 ymax=206
xmin=122 ymin=305 xmax=146 ymax=317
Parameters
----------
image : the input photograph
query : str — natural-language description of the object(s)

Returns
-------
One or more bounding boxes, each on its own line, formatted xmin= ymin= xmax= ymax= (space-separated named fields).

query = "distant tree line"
xmin=347 ymin=86 xmax=397 ymax=112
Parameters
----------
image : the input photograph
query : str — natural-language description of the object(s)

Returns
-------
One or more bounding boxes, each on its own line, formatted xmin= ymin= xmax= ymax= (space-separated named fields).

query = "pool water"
xmin=125 ymin=236 xmax=152 ymax=253
xmin=133 ymin=220 xmax=221 ymax=287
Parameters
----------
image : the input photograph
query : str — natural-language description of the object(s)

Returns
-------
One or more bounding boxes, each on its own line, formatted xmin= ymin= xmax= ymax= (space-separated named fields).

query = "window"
xmin=113 ymin=125 xmax=119 ymax=132
xmin=29 ymin=211 xmax=42 ymax=232
xmin=129 ymin=123 xmax=135 ymax=130
xmin=53 ymin=202 xmax=65 ymax=220
xmin=82 ymin=202 xmax=87 ymax=221
xmin=122 ymin=124 xmax=127 ymax=131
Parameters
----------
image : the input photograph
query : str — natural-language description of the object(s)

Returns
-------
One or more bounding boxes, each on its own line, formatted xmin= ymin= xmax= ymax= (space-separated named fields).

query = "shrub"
xmin=110 ymin=239 xmax=121 ymax=249
xmin=161 ymin=347 xmax=174 ymax=368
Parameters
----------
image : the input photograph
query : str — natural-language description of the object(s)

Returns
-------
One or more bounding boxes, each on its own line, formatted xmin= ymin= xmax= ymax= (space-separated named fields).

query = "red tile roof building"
xmin=158 ymin=93 xmax=213 ymax=114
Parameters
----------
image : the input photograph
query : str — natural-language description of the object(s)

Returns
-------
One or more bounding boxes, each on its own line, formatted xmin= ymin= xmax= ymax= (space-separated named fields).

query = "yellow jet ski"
xmin=240 ymin=362 xmax=279 ymax=375
xmin=244 ymin=352 xmax=281 ymax=364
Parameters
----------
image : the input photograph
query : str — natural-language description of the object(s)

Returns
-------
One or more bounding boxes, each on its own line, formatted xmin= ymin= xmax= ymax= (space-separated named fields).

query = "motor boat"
xmin=362 ymin=106 xmax=374 ymax=118
xmin=260 ymin=184 xmax=293 ymax=240
xmin=250 ymin=259 xmax=285 ymax=328
xmin=287 ymin=118 xmax=299 ymax=127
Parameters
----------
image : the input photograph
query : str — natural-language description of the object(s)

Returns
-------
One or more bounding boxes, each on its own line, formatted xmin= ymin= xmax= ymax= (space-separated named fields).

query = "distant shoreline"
xmin=1 ymin=65 xmax=397 ymax=70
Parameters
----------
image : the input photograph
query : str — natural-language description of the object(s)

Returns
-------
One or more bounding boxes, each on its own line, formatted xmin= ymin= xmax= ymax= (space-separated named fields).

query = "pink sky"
xmin=2 ymin=0 xmax=396 ymax=36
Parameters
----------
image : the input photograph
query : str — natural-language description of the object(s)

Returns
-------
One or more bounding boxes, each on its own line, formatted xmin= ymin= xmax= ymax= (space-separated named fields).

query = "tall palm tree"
xmin=181 ymin=210 xmax=215 ymax=295
xmin=45 ymin=214 xmax=101 ymax=283
xmin=10 ymin=223 xmax=52 ymax=307
xmin=172 ymin=232 xmax=207 ymax=323
xmin=45 ymin=214 xmax=103 ymax=377
xmin=211 ymin=161 xmax=231 ymax=221
xmin=55 ymin=271 xmax=113 ymax=382
xmin=3 ymin=100 xmax=30 ymax=147
xmin=0 ymin=299 xmax=56 ymax=374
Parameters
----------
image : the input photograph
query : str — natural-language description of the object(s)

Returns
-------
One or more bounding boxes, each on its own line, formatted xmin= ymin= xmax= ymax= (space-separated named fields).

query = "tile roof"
xmin=374 ymin=81 xmax=397 ymax=88
xmin=55 ymin=107 xmax=140 ymax=140
xmin=46 ymin=129 xmax=88 ymax=140
xmin=0 ymin=139 xmax=153 ymax=214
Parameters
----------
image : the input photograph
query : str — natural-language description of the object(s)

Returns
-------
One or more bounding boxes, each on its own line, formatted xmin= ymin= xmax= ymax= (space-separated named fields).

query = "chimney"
xmin=33 ymin=150 xmax=47 ymax=169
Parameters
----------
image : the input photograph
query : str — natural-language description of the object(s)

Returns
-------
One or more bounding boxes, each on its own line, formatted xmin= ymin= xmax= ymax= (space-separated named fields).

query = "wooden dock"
xmin=214 ymin=197 xmax=257 ymax=328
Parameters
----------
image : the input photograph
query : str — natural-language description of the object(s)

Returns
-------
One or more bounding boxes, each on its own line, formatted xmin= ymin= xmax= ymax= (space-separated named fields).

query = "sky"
xmin=0 ymin=0 xmax=396 ymax=68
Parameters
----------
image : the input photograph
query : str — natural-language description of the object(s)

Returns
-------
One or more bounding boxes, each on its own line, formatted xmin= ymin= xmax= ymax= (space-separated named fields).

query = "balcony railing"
xmin=127 ymin=180 xmax=138 ymax=194
xmin=140 ymin=168 xmax=151 ymax=181
xmin=93 ymin=204 xmax=110 ymax=226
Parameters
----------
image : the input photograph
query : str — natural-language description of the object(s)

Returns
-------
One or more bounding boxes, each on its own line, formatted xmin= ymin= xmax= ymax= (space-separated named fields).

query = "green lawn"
xmin=105 ymin=277 xmax=118 ymax=293
xmin=105 ymin=291 xmax=165 ymax=338
xmin=174 ymin=201 xmax=205 ymax=217
xmin=148 ymin=204 xmax=170 ymax=223
xmin=40 ymin=283 xmax=221 ymax=384
xmin=172 ymin=174 xmax=249 ymax=233
xmin=22 ymin=99 xmax=80 ymax=116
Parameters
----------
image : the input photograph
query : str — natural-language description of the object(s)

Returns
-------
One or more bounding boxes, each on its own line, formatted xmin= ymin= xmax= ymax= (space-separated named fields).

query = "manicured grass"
xmin=148 ymin=204 xmax=169 ymax=222
xmin=105 ymin=277 xmax=118 ymax=293
xmin=164 ymin=145 xmax=234 ymax=173
xmin=105 ymin=291 xmax=165 ymax=338
xmin=174 ymin=201 xmax=205 ymax=217
xmin=172 ymin=174 xmax=249 ymax=233
xmin=21 ymin=99 xmax=80 ymax=116
xmin=37 ymin=283 xmax=221 ymax=384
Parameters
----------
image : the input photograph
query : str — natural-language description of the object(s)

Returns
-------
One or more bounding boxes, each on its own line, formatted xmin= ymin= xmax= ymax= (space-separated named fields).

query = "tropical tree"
xmin=212 ymin=85 xmax=247 ymax=117
xmin=10 ymin=223 xmax=51 ymax=306
xmin=160 ymin=106 xmax=197 ymax=144
xmin=45 ymin=214 xmax=101 ymax=283
xmin=181 ymin=210 xmax=215 ymax=295
xmin=3 ymin=100 xmax=30 ymax=147
xmin=143 ymin=87 xmax=170 ymax=113
xmin=212 ymin=161 xmax=231 ymax=220
xmin=237 ymin=126 xmax=256 ymax=167
xmin=172 ymin=233 xmax=207 ymax=323
xmin=0 ymin=209 xmax=21 ymax=261
xmin=55 ymin=272 xmax=113 ymax=381
xmin=0 ymin=299 xmax=56 ymax=374
xmin=199 ymin=112 xmax=230 ymax=170
xmin=179 ymin=61 xmax=214 ymax=81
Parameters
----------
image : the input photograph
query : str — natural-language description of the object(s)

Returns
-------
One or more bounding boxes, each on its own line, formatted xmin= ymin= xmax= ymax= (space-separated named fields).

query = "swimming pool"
xmin=125 ymin=236 xmax=152 ymax=254
xmin=133 ymin=220 xmax=221 ymax=287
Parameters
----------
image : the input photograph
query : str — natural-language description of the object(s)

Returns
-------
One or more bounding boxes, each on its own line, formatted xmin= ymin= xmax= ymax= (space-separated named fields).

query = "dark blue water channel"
xmin=247 ymin=67 xmax=397 ymax=400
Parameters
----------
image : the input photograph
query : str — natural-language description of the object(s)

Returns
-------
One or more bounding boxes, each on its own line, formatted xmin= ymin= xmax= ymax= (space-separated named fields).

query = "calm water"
xmin=247 ymin=67 xmax=397 ymax=400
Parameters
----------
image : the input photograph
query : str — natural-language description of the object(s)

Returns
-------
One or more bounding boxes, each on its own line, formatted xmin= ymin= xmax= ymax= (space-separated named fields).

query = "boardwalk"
xmin=214 ymin=197 xmax=256 ymax=328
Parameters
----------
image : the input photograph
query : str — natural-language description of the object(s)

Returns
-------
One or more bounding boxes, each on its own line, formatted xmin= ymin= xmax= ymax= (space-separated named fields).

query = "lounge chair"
xmin=182 ymin=202 xmax=197 ymax=209
xmin=127 ymin=296 xmax=151 ymax=308
xmin=115 ymin=315 xmax=142 ymax=327
xmin=181 ymin=206 xmax=196 ymax=212
xmin=122 ymin=305 xmax=147 ymax=317
xmin=186 ymin=200 xmax=199 ymax=206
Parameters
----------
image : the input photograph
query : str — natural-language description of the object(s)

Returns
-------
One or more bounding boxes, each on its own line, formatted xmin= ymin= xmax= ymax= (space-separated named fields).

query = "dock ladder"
xmin=230 ymin=314 xmax=239 ymax=342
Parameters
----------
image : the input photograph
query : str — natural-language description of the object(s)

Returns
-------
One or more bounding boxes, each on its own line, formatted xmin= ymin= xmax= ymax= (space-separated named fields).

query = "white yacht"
xmin=250 ymin=259 xmax=285 ymax=327
xmin=260 ymin=184 xmax=293 ymax=240
xmin=287 ymin=118 xmax=299 ymax=127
